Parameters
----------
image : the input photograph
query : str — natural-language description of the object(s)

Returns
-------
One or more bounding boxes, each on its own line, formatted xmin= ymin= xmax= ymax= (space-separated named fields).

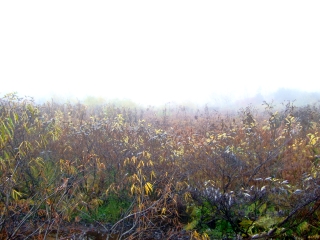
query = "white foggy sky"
xmin=0 ymin=1 xmax=319 ymax=105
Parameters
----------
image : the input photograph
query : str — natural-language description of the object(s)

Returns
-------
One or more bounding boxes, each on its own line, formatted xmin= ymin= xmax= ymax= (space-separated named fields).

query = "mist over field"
xmin=1 ymin=88 xmax=320 ymax=113
xmin=1 ymin=1 xmax=320 ymax=108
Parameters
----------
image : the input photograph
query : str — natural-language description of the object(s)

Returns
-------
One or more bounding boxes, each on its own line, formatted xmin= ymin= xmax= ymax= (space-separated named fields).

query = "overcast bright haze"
xmin=1 ymin=1 xmax=319 ymax=105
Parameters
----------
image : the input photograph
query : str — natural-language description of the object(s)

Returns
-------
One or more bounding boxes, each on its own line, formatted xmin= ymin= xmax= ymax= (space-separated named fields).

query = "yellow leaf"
xmin=11 ymin=189 xmax=22 ymax=200
xmin=131 ymin=174 xmax=139 ymax=182
xmin=201 ymin=232 xmax=210 ymax=240
xmin=192 ymin=230 xmax=200 ymax=238
xmin=150 ymin=170 xmax=156 ymax=180
xmin=124 ymin=157 xmax=129 ymax=166
xmin=184 ymin=192 xmax=192 ymax=202
xmin=144 ymin=182 xmax=153 ymax=195
xmin=137 ymin=160 xmax=144 ymax=168
xmin=161 ymin=207 xmax=166 ymax=215
xmin=131 ymin=184 xmax=136 ymax=195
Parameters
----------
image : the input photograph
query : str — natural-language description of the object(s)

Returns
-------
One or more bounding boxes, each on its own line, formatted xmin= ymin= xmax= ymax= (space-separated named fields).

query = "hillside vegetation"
xmin=1 ymin=93 xmax=320 ymax=239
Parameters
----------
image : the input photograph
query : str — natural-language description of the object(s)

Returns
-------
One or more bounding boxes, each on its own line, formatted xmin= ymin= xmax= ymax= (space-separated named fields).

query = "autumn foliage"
xmin=1 ymin=93 xmax=320 ymax=239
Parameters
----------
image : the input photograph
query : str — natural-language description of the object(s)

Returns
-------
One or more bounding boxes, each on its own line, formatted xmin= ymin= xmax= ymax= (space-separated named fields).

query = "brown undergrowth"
xmin=1 ymin=93 xmax=320 ymax=239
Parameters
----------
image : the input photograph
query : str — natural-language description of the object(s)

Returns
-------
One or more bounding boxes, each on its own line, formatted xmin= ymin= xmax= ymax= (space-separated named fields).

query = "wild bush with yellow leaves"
xmin=1 ymin=93 xmax=320 ymax=239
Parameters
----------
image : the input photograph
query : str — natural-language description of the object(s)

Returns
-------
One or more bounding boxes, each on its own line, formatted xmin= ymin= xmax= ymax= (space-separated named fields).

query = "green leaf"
xmin=184 ymin=219 xmax=199 ymax=230
xmin=255 ymin=216 xmax=284 ymax=230
xmin=259 ymin=203 xmax=267 ymax=214
xmin=297 ymin=221 xmax=309 ymax=235
xmin=239 ymin=219 xmax=253 ymax=228
xmin=13 ymin=113 xmax=19 ymax=123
